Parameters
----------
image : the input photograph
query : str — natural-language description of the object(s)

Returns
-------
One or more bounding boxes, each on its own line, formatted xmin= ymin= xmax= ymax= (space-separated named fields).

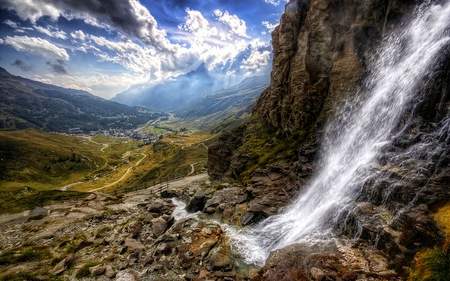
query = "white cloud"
xmin=214 ymin=10 xmax=249 ymax=38
xmin=0 ymin=0 xmax=176 ymax=52
xmin=262 ymin=21 xmax=278 ymax=32
xmin=71 ymin=30 xmax=86 ymax=41
xmin=264 ymin=0 xmax=282 ymax=6
xmin=241 ymin=50 xmax=271 ymax=70
xmin=179 ymin=9 xmax=218 ymax=41
xmin=3 ymin=19 xmax=19 ymax=28
xmin=35 ymin=72 xmax=151 ymax=99
xmin=34 ymin=25 xmax=67 ymax=39
xmin=2 ymin=36 xmax=70 ymax=60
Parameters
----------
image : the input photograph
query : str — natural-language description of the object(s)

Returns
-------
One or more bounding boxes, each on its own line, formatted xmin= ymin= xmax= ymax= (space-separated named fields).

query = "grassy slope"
xmin=0 ymin=129 xmax=142 ymax=213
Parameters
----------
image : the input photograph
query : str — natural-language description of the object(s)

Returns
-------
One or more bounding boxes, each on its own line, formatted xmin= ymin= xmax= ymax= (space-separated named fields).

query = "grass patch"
xmin=75 ymin=262 xmax=100 ymax=279
xmin=95 ymin=226 xmax=111 ymax=238
xmin=0 ymin=246 xmax=52 ymax=265
xmin=0 ymin=190 xmax=88 ymax=214
xmin=407 ymin=248 xmax=450 ymax=281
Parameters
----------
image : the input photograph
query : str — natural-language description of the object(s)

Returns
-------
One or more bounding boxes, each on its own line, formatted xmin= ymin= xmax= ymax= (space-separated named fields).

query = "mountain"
xmin=112 ymin=64 xmax=220 ymax=112
xmin=176 ymin=76 xmax=270 ymax=122
xmin=0 ymin=68 xmax=163 ymax=133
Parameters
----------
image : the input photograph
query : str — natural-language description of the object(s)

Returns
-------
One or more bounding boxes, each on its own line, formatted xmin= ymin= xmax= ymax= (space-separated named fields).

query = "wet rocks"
xmin=186 ymin=190 xmax=210 ymax=213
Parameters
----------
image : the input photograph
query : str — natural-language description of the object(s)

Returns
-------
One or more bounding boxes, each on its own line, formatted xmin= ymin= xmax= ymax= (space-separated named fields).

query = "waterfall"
xmin=232 ymin=0 xmax=450 ymax=266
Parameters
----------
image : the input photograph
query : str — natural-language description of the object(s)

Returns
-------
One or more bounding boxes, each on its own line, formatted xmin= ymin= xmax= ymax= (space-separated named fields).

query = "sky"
xmin=0 ymin=0 xmax=288 ymax=99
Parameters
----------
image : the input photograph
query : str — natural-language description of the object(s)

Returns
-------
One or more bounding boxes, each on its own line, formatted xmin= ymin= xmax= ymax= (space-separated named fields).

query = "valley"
xmin=0 ymin=128 xmax=214 ymax=215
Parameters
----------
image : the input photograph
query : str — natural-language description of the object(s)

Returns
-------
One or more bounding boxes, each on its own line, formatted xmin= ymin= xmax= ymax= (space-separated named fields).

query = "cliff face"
xmin=209 ymin=0 xmax=418 ymax=183
xmin=207 ymin=0 xmax=450 ymax=279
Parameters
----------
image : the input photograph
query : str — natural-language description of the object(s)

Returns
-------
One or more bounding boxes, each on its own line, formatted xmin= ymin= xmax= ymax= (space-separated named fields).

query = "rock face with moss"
xmin=207 ymin=0 xmax=450 ymax=279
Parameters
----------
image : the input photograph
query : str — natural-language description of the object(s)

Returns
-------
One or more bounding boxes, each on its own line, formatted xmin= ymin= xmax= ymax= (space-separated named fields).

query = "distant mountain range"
xmin=176 ymin=75 xmax=269 ymax=118
xmin=172 ymin=75 xmax=270 ymax=131
xmin=112 ymin=64 xmax=220 ymax=112
xmin=0 ymin=68 xmax=163 ymax=133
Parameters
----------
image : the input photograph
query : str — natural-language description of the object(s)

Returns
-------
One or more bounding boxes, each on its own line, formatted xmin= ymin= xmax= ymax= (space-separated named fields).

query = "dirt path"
xmin=88 ymin=153 xmax=147 ymax=192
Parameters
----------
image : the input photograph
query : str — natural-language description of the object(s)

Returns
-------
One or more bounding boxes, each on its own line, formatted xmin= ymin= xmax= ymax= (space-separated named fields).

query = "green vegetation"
xmin=235 ymin=120 xmax=314 ymax=183
xmin=0 ymin=190 xmax=87 ymax=214
xmin=408 ymin=248 xmax=450 ymax=281
xmin=75 ymin=262 xmax=100 ymax=279
xmin=0 ymin=246 xmax=52 ymax=265
xmin=138 ymin=139 xmax=207 ymax=183
xmin=407 ymin=202 xmax=450 ymax=281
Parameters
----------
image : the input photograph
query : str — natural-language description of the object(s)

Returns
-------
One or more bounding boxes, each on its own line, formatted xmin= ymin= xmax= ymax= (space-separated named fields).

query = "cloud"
xmin=241 ymin=50 xmax=271 ymax=70
xmin=11 ymin=59 xmax=33 ymax=71
xmin=34 ymin=25 xmax=67 ymax=40
xmin=262 ymin=21 xmax=278 ymax=32
xmin=3 ymin=19 xmax=19 ymax=29
xmin=214 ymin=10 xmax=249 ymax=38
xmin=71 ymin=30 xmax=86 ymax=41
xmin=179 ymin=9 xmax=218 ymax=40
xmin=46 ymin=59 xmax=68 ymax=74
xmin=1 ymin=36 xmax=70 ymax=60
xmin=34 ymin=72 xmax=151 ymax=99
xmin=264 ymin=0 xmax=282 ymax=6
xmin=0 ymin=0 xmax=176 ymax=52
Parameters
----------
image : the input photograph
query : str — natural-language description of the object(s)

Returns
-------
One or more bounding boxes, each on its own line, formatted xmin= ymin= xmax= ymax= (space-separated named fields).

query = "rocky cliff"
xmin=207 ymin=0 xmax=450 ymax=279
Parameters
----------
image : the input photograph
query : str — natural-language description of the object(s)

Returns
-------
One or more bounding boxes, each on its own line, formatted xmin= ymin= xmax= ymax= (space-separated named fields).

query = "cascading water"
xmin=231 ymin=0 xmax=450 ymax=266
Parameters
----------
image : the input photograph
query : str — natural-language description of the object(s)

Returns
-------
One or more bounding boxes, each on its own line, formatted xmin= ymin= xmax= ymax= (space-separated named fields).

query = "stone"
xmin=210 ymin=252 xmax=231 ymax=270
xmin=50 ymin=255 xmax=76 ymax=275
xmin=90 ymin=264 xmax=107 ymax=276
xmin=155 ymin=242 xmax=172 ymax=256
xmin=143 ymin=255 xmax=154 ymax=266
xmin=186 ymin=191 xmax=209 ymax=213
xmin=105 ymin=265 xmax=115 ymax=278
xmin=123 ymin=238 xmax=145 ymax=252
xmin=84 ymin=193 xmax=97 ymax=201
xmin=161 ymin=214 xmax=174 ymax=224
xmin=128 ymin=221 xmax=143 ymax=238
xmin=74 ymin=240 xmax=93 ymax=253
xmin=115 ymin=269 xmax=140 ymax=281
xmin=145 ymin=236 xmax=155 ymax=244
xmin=152 ymin=217 xmax=167 ymax=238
xmin=28 ymin=207 xmax=49 ymax=217
xmin=147 ymin=203 xmax=165 ymax=213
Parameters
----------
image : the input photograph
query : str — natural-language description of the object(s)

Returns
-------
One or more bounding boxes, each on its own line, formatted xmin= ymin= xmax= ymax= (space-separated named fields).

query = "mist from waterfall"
xmin=231 ymin=0 xmax=450 ymax=266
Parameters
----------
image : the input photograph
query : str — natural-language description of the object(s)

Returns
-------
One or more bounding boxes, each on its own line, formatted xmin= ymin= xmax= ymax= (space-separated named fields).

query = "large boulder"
xmin=151 ymin=217 xmax=167 ymax=238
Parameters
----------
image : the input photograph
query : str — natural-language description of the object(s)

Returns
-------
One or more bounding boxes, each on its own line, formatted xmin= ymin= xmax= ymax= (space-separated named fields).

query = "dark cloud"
xmin=11 ymin=59 xmax=33 ymax=71
xmin=46 ymin=60 xmax=67 ymax=75
xmin=0 ymin=0 xmax=174 ymax=51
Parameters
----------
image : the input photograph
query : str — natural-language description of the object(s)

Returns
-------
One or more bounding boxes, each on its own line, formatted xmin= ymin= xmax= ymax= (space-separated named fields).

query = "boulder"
xmin=128 ymin=221 xmax=143 ymax=238
xmin=152 ymin=217 xmax=167 ymax=238
xmin=84 ymin=193 xmax=97 ymax=201
xmin=105 ymin=265 xmax=115 ymax=278
xmin=123 ymin=238 xmax=145 ymax=252
xmin=115 ymin=269 xmax=140 ymax=281
xmin=50 ymin=255 xmax=76 ymax=275
xmin=186 ymin=191 xmax=209 ymax=213
xmin=90 ymin=264 xmax=106 ymax=276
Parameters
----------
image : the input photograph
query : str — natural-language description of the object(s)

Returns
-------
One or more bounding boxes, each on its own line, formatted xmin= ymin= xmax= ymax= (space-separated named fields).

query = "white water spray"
xmin=232 ymin=0 xmax=450 ymax=266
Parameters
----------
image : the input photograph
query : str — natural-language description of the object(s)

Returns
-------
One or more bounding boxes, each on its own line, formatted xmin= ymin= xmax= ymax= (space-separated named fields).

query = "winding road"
xmin=88 ymin=153 xmax=147 ymax=192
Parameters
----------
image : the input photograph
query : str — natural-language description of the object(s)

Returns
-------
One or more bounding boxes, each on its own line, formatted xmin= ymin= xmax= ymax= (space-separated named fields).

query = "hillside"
xmin=0 ymin=68 xmax=162 ymax=133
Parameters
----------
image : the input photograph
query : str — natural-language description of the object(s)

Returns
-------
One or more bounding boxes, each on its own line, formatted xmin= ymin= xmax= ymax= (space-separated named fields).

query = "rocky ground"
xmin=0 ymin=174 xmax=258 ymax=281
